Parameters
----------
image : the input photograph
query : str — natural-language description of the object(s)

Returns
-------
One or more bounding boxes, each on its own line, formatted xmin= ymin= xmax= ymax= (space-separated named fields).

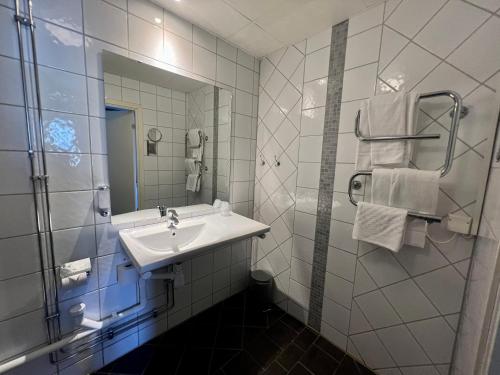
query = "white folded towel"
xmin=191 ymin=145 xmax=203 ymax=161
xmin=389 ymin=168 xmax=440 ymax=215
xmin=187 ymin=128 xmax=201 ymax=148
xmin=371 ymin=168 xmax=392 ymax=205
xmin=353 ymin=202 xmax=408 ymax=252
xmin=186 ymin=174 xmax=200 ymax=192
xmin=368 ymin=91 xmax=408 ymax=166
xmin=355 ymin=91 xmax=417 ymax=171
xmin=185 ymin=158 xmax=198 ymax=174
xmin=405 ymin=92 xmax=418 ymax=165
xmin=355 ymin=101 xmax=372 ymax=171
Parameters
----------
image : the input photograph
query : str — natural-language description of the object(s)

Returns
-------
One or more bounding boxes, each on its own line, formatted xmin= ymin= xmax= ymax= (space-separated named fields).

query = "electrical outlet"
xmin=447 ymin=213 xmax=472 ymax=235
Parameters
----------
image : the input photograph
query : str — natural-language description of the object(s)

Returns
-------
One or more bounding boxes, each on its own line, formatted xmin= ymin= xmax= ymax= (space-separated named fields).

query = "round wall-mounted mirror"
xmin=147 ymin=128 xmax=162 ymax=142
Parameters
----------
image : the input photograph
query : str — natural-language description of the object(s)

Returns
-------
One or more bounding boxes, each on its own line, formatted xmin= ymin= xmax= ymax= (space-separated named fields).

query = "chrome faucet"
xmin=166 ymin=209 xmax=179 ymax=229
xmin=157 ymin=205 xmax=167 ymax=217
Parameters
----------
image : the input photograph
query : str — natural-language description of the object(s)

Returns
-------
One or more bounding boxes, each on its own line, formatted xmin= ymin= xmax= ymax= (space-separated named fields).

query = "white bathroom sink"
xmin=119 ymin=212 xmax=270 ymax=274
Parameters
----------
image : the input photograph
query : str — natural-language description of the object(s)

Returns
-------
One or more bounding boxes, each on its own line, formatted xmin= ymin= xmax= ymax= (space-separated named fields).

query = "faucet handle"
xmin=157 ymin=205 xmax=167 ymax=216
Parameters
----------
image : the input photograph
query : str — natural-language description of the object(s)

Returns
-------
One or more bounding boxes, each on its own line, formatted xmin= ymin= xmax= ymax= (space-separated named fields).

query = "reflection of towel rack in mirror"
xmin=354 ymin=90 xmax=467 ymax=177
xmin=186 ymin=130 xmax=204 ymax=149
xmin=348 ymin=172 xmax=442 ymax=223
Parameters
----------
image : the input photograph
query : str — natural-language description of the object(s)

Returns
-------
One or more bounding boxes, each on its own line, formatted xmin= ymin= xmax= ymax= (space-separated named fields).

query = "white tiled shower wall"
xmin=253 ymin=0 xmax=500 ymax=374
xmin=103 ymin=72 xmax=189 ymax=208
xmin=0 ymin=0 xmax=259 ymax=373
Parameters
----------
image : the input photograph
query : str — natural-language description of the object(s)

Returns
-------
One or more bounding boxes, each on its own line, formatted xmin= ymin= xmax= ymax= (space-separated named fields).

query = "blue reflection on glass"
xmin=45 ymin=118 xmax=81 ymax=166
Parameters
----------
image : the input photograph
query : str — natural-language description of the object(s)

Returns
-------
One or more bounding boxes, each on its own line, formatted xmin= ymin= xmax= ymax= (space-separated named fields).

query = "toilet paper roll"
xmin=117 ymin=263 xmax=139 ymax=285
xmin=61 ymin=272 xmax=88 ymax=289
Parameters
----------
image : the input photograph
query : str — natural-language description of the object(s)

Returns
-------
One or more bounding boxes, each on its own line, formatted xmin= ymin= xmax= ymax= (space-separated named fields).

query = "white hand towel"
xmin=355 ymin=91 xmax=417 ymax=171
xmin=371 ymin=168 xmax=392 ymax=205
xmin=368 ymin=91 xmax=408 ymax=166
xmin=355 ymin=100 xmax=372 ymax=171
xmin=389 ymin=168 xmax=440 ymax=214
xmin=185 ymin=158 xmax=198 ymax=174
xmin=191 ymin=144 xmax=203 ymax=161
xmin=186 ymin=174 xmax=200 ymax=192
xmin=404 ymin=92 xmax=418 ymax=165
xmin=353 ymin=202 xmax=408 ymax=252
xmin=187 ymin=128 xmax=201 ymax=147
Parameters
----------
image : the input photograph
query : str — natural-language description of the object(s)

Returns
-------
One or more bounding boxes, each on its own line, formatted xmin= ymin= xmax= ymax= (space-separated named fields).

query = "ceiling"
xmin=103 ymin=51 xmax=208 ymax=92
xmin=151 ymin=0 xmax=385 ymax=57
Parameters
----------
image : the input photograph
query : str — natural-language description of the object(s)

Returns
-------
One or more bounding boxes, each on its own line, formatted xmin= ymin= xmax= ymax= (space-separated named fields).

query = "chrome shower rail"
xmin=14 ymin=0 xmax=62 ymax=363
xmin=354 ymin=90 xmax=464 ymax=177
xmin=348 ymin=172 xmax=442 ymax=223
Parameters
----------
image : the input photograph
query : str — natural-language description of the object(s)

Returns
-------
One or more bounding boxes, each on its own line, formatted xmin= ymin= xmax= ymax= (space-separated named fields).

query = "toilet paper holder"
xmin=59 ymin=258 xmax=92 ymax=289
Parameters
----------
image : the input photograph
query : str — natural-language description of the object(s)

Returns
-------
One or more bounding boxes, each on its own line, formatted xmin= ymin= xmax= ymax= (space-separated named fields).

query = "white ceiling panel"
xmin=151 ymin=0 xmax=385 ymax=57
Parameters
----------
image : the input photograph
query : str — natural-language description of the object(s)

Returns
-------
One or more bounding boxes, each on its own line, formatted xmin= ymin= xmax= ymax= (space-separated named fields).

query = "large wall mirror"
xmin=102 ymin=52 xmax=232 ymax=216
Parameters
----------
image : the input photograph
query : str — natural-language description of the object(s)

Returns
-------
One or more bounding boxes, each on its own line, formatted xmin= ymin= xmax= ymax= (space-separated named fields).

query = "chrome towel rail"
xmin=348 ymin=172 xmax=442 ymax=223
xmin=355 ymin=90 xmax=465 ymax=177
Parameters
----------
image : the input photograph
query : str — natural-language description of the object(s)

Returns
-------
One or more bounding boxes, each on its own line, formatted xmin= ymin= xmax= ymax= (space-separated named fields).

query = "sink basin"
xmin=127 ymin=221 xmax=205 ymax=253
xmin=119 ymin=212 xmax=270 ymax=274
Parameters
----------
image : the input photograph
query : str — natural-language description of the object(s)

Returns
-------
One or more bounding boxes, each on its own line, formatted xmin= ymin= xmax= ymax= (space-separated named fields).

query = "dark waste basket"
xmin=249 ymin=270 xmax=273 ymax=311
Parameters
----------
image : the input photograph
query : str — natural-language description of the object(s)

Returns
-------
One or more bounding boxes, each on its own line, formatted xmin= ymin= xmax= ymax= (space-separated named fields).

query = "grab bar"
xmin=354 ymin=90 xmax=464 ymax=177
xmin=348 ymin=172 xmax=442 ymax=223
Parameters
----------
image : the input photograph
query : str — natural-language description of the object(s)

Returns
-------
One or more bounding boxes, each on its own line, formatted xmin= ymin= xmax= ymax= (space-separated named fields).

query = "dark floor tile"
xmin=159 ymin=324 xmax=190 ymax=348
xmin=244 ymin=305 xmax=269 ymax=327
xmin=260 ymin=362 xmax=286 ymax=375
xmin=294 ymin=328 xmax=318 ymax=350
xmin=192 ymin=304 xmax=222 ymax=326
xmin=220 ymin=307 xmax=244 ymax=327
xmin=243 ymin=326 xmax=266 ymax=348
xmin=246 ymin=334 xmax=281 ymax=367
xmin=110 ymin=345 xmax=154 ymax=374
xmin=216 ymin=326 xmax=243 ymax=349
xmin=144 ymin=346 xmax=184 ymax=375
xmin=300 ymin=345 xmax=340 ymax=375
xmin=279 ymin=314 xmax=305 ymax=333
xmin=289 ymin=363 xmax=312 ymax=375
xmin=335 ymin=356 xmax=375 ymax=375
xmin=223 ymin=351 xmax=262 ymax=375
xmin=176 ymin=347 xmax=212 ymax=375
xmin=266 ymin=320 xmax=299 ymax=348
xmin=276 ymin=343 xmax=304 ymax=370
xmin=210 ymin=349 xmax=240 ymax=373
xmin=188 ymin=323 xmax=218 ymax=347
xmin=267 ymin=307 xmax=286 ymax=326
xmin=315 ymin=337 xmax=345 ymax=362
xmin=98 ymin=362 xmax=115 ymax=372
xmin=224 ymin=292 xmax=246 ymax=309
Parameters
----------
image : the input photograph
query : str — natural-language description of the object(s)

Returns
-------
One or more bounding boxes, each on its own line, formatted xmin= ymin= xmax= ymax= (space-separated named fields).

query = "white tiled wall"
xmin=253 ymin=0 xmax=500 ymax=374
xmin=103 ymin=71 xmax=188 ymax=208
xmin=0 ymin=0 xmax=258 ymax=373
xmin=252 ymin=26 xmax=331 ymax=321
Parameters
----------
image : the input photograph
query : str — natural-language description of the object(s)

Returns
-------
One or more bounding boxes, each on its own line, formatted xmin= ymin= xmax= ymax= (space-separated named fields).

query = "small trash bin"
xmin=249 ymin=270 xmax=273 ymax=311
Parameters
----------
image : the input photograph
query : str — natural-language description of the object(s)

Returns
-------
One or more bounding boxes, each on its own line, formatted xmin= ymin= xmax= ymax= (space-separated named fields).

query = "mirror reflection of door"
xmin=105 ymin=107 xmax=138 ymax=215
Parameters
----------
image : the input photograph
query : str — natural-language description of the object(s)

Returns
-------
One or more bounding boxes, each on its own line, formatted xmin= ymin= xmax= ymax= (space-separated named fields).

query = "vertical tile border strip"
xmin=212 ymin=86 xmax=219 ymax=203
xmin=308 ymin=20 xmax=349 ymax=330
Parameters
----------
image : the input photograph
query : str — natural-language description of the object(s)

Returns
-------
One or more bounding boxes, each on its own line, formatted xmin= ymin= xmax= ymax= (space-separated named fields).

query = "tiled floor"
xmin=93 ymin=290 xmax=374 ymax=375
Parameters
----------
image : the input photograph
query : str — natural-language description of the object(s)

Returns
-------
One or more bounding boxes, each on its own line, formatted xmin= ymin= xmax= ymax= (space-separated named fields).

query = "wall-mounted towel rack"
xmin=355 ymin=90 xmax=465 ymax=177
xmin=348 ymin=172 xmax=442 ymax=223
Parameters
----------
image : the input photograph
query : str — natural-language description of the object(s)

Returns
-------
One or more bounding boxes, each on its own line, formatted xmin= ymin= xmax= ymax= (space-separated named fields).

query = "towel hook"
xmin=274 ymin=155 xmax=281 ymax=167
xmin=259 ymin=154 xmax=266 ymax=166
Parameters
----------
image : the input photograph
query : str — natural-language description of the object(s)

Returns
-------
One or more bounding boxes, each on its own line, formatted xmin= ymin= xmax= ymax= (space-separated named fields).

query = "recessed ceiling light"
xmin=154 ymin=17 xmax=162 ymax=24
